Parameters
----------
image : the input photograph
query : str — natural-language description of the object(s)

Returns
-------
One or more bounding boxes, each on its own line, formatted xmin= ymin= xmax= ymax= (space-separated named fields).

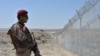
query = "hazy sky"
xmin=0 ymin=0 xmax=86 ymax=29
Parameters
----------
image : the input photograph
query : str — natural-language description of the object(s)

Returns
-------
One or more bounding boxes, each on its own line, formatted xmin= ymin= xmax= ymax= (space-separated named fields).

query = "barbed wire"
xmin=64 ymin=0 xmax=100 ymax=30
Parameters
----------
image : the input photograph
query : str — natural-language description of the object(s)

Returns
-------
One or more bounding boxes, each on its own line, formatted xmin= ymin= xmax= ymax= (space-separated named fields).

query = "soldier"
xmin=7 ymin=9 xmax=41 ymax=56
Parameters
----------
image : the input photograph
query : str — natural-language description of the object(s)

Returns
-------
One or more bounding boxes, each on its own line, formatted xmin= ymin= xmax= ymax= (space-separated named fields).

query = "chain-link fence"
xmin=57 ymin=0 xmax=100 ymax=56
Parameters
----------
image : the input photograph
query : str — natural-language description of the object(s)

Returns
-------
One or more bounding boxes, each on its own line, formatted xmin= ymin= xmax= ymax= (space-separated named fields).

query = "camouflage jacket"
xmin=7 ymin=22 xmax=33 ymax=49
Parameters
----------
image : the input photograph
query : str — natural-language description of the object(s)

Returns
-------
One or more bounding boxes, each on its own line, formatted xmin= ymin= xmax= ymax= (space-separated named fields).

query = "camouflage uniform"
xmin=8 ymin=22 xmax=32 ymax=56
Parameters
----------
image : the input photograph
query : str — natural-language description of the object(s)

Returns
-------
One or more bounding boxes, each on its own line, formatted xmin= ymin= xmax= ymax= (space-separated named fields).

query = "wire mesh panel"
xmin=57 ymin=0 xmax=100 ymax=56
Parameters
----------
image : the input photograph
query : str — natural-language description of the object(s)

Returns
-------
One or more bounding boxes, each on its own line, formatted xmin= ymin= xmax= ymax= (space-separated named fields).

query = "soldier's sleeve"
xmin=11 ymin=24 xmax=24 ymax=41
xmin=7 ymin=24 xmax=20 ymax=49
xmin=10 ymin=24 xmax=19 ymax=37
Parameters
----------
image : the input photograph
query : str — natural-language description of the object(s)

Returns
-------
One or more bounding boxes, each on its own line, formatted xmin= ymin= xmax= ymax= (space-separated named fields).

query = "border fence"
xmin=57 ymin=0 xmax=100 ymax=56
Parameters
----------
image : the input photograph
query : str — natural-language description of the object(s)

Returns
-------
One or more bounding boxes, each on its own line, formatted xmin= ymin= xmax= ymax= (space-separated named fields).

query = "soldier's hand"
xmin=27 ymin=44 xmax=33 ymax=49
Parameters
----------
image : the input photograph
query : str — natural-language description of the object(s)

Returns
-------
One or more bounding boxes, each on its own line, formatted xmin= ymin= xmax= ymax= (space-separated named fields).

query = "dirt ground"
xmin=0 ymin=30 xmax=78 ymax=56
xmin=0 ymin=41 xmax=78 ymax=56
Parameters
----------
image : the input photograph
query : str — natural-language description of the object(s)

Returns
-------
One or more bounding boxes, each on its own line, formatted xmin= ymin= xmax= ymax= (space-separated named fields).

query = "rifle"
xmin=25 ymin=28 xmax=36 ymax=46
xmin=25 ymin=28 xmax=41 ymax=56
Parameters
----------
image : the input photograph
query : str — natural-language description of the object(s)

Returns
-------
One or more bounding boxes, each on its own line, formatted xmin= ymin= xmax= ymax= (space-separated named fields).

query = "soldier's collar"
xmin=18 ymin=22 xmax=25 ymax=27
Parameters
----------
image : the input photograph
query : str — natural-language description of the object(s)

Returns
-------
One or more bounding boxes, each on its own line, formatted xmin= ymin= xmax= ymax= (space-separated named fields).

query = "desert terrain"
xmin=0 ymin=29 xmax=77 ymax=56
